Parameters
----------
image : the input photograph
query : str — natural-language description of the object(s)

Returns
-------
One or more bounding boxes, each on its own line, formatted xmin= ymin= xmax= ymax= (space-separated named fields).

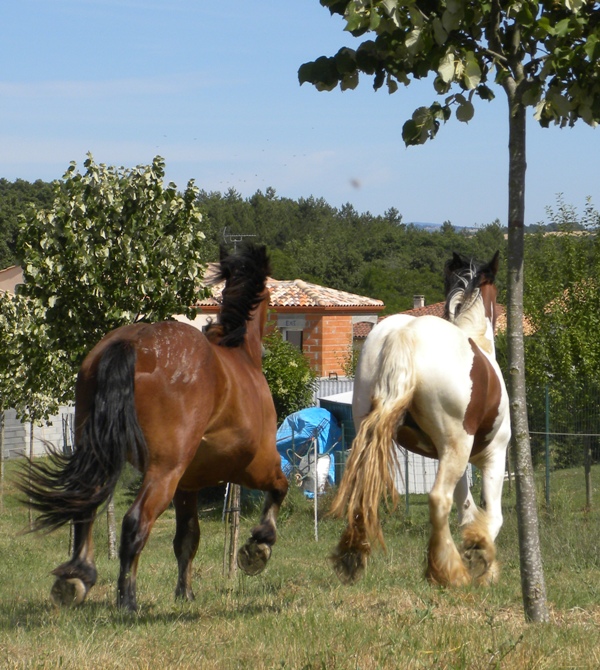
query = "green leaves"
xmin=5 ymin=154 xmax=211 ymax=417
xmin=303 ymin=0 xmax=600 ymax=144
xmin=455 ymin=98 xmax=475 ymax=122
xmin=261 ymin=330 xmax=317 ymax=423
xmin=438 ymin=52 xmax=455 ymax=84
xmin=298 ymin=56 xmax=340 ymax=91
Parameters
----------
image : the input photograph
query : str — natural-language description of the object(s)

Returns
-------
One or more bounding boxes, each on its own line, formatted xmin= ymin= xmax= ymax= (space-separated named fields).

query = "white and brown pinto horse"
xmin=331 ymin=252 xmax=510 ymax=587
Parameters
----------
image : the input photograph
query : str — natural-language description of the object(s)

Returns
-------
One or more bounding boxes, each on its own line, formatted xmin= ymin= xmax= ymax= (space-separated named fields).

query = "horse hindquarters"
xmin=19 ymin=339 xmax=145 ymax=607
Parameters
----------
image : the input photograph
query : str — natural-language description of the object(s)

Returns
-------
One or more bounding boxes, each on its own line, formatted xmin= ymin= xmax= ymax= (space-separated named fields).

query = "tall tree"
xmin=300 ymin=0 xmax=600 ymax=622
xmin=16 ymin=154 xmax=209 ymax=371
xmin=0 ymin=178 xmax=54 ymax=268
xmin=523 ymin=197 xmax=600 ymax=476
xmin=2 ymin=153 xmax=210 ymax=434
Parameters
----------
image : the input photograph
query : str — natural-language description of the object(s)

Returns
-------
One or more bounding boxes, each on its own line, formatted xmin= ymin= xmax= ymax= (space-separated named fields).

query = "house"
xmin=2 ymin=264 xmax=384 ymax=379
xmin=192 ymin=277 xmax=385 ymax=378
xmin=0 ymin=265 xmax=24 ymax=295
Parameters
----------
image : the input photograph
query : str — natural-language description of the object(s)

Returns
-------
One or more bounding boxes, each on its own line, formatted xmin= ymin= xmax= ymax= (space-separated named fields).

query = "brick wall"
xmin=320 ymin=314 xmax=353 ymax=377
xmin=266 ymin=311 xmax=359 ymax=377
xmin=301 ymin=315 xmax=323 ymax=374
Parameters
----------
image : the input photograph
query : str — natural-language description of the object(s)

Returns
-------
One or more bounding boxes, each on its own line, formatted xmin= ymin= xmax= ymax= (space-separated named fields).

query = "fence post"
xmin=404 ymin=448 xmax=410 ymax=518
xmin=584 ymin=435 xmax=592 ymax=510
xmin=0 ymin=411 xmax=4 ymax=513
xmin=313 ymin=437 xmax=319 ymax=542
xmin=545 ymin=384 xmax=550 ymax=508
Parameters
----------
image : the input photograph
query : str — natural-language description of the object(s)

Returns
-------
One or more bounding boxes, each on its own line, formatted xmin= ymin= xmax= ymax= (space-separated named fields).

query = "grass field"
xmin=1 ymin=460 xmax=599 ymax=669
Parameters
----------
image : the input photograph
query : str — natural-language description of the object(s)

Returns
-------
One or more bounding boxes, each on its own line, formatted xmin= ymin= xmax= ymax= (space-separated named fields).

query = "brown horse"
xmin=19 ymin=244 xmax=288 ymax=611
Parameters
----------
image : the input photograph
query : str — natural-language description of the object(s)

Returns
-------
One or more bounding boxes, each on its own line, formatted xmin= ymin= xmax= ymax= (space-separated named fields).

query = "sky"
xmin=0 ymin=1 xmax=598 ymax=229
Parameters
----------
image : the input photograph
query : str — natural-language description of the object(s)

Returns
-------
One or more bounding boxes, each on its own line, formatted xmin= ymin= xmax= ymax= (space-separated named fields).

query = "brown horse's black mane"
xmin=206 ymin=243 xmax=271 ymax=347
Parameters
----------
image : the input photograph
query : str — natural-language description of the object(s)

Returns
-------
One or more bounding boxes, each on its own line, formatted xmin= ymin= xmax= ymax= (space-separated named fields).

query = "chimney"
xmin=413 ymin=295 xmax=425 ymax=309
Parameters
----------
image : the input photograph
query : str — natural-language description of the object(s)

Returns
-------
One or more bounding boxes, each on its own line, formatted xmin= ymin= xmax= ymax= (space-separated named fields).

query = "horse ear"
xmin=444 ymin=251 xmax=464 ymax=277
xmin=488 ymin=251 xmax=500 ymax=276
xmin=480 ymin=251 xmax=500 ymax=284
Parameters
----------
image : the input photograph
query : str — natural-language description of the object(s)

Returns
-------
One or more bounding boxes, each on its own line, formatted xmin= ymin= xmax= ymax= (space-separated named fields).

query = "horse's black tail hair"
xmin=16 ymin=339 xmax=147 ymax=533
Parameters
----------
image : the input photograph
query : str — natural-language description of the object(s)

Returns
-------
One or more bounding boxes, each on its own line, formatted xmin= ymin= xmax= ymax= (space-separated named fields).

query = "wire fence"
xmin=527 ymin=383 xmax=600 ymax=507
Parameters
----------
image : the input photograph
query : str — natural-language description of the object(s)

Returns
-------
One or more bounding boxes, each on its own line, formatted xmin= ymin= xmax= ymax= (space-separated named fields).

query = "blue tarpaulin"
xmin=276 ymin=407 xmax=342 ymax=496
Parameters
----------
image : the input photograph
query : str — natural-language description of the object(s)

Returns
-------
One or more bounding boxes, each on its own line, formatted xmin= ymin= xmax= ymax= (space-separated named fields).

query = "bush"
xmin=262 ymin=329 xmax=317 ymax=423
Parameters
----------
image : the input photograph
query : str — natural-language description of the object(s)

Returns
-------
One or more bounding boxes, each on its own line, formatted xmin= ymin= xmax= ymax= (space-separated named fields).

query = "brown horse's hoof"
xmin=330 ymin=546 xmax=366 ymax=585
xmin=237 ymin=540 xmax=272 ymax=576
xmin=50 ymin=577 xmax=86 ymax=607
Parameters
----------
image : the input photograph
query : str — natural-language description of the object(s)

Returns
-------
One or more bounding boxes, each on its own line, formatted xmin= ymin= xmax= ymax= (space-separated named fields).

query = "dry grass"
xmin=1 ymin=462 xmax=600 ymax=669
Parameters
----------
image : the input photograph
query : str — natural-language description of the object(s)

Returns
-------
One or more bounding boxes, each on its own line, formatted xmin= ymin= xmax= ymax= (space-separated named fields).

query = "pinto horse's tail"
xmin=330 ymin=328 xmax=417 ymax=584
xmin=18 ymin=340 xmax=147 ymax=533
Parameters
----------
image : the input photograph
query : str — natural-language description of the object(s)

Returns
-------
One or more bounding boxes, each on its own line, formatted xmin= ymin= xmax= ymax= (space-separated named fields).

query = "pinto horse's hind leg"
xmin=454 ymin=469 xmax=478 ymax=528
xmin=173 ymin=489 xmax=200 ymax=601
xmin=461 ymin=444 xmax=507 ymax=585
xmin=426 ymin=450 xmax=472 ymax=587
xmin=50 ymin=518 xmax=97 ymax=607
xmin=238 ymin=475 xmax=288 ymax=576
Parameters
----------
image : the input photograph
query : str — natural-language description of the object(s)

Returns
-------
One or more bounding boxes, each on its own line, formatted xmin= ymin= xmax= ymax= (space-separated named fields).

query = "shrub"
xmin=262 ymin=329 xmax=317 ymax=423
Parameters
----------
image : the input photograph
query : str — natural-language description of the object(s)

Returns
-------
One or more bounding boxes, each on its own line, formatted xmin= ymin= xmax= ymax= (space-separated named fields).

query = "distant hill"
xmin=408 ymin=222 xmax=481 ymax=233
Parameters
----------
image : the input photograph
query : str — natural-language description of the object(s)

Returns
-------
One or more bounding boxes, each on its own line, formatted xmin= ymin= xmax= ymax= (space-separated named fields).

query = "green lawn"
xmin=1 ymin=460 xmax=599 ymax=669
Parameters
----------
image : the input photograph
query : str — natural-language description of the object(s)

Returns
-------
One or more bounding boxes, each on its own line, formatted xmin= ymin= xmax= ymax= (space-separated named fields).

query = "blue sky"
xmin=0 ymin=0 xmax=598 ymax=228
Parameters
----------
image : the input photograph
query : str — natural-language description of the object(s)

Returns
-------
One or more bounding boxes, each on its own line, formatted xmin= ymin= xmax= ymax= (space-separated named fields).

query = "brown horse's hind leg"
xmin=173 ymin=489 xmax=200 ymax=601
xmin=238 ymin=477 xmax=288 ymax=576
xmin=50 ymin=518 xmax=97 ymax=607
xmin=118 ymin=470 xmax=182 ymax=611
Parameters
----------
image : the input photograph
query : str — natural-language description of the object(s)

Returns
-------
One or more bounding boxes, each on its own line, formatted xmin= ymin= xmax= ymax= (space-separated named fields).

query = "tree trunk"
xmin=505 ymin=90 xmax=549 ymax=623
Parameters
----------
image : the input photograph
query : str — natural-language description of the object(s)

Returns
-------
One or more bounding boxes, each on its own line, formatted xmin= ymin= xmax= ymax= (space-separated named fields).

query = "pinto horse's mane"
xmin=443 ymin=251 xmax=499 ymax=341
xmin=205 ymin=243 xmax=271 ymax=347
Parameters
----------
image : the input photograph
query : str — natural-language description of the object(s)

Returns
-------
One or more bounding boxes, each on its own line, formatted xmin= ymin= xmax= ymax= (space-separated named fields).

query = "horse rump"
xmin=16 ymin=339 xmax=147 ymax=532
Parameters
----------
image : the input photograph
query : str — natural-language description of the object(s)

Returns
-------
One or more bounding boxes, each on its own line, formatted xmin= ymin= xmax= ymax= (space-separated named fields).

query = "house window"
xmin=283 ymin=329 xmax=303 ymax=351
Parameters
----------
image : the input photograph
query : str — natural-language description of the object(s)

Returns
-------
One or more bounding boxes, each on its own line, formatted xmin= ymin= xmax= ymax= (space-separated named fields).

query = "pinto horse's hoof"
xmin=330 ymin=546 xmax=366 ymax=585
xmin=237 ymin=540 xmax=272 ymax=576
xmin=50 ymin=577 xmax=86 ymax=607
xmin=461 ymin=540 xmax=499 ymax=586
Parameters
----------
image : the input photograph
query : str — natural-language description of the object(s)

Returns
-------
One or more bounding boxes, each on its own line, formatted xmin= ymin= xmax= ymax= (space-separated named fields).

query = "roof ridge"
xmin=293 ymin=279 xmax=325 ymax=306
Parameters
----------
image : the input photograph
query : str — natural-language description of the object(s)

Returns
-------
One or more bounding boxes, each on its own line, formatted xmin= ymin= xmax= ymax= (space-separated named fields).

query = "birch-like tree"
xmin=300 ymin=0 xmax=600 ymax=622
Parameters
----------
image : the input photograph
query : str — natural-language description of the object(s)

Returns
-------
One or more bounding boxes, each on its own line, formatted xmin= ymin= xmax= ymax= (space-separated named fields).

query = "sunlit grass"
xmin=1 ymin=461 xmax=599 ymax=669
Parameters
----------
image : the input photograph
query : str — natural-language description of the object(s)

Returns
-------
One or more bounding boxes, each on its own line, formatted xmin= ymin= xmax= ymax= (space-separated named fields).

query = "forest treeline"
xmin=0 ymin=178 xmax=594 ymax=317
xmin=195 ymin=187 xmax=509 ymax=313
xmin=1 ymin=179 xmax=509 ymax=312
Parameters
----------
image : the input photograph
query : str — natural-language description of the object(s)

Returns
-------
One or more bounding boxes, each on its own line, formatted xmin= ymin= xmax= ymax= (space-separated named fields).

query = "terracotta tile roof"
xmin=402 ymin=303 xmax=446 ymax=318
xmin=0 ymin=265 xmax=24 ymax=295
xmin=199 ymin=276 xmax=384 ymax=309
xmin=353 ymin=321 xmax=375 ymax=339
xmin=376 ymin=301 xmax=512 ymax=334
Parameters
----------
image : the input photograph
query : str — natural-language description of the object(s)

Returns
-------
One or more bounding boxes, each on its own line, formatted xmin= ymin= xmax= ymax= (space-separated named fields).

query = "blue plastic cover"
xmin=276 ymin=407 xmax=342 ymax=494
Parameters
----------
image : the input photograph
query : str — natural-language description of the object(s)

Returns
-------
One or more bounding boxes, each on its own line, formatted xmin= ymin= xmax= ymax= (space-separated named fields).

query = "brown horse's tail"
xmin=17 ymin=340 xmax=147 ymax=532
xmin=330 ymin=328 xmax=417 ymax=584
